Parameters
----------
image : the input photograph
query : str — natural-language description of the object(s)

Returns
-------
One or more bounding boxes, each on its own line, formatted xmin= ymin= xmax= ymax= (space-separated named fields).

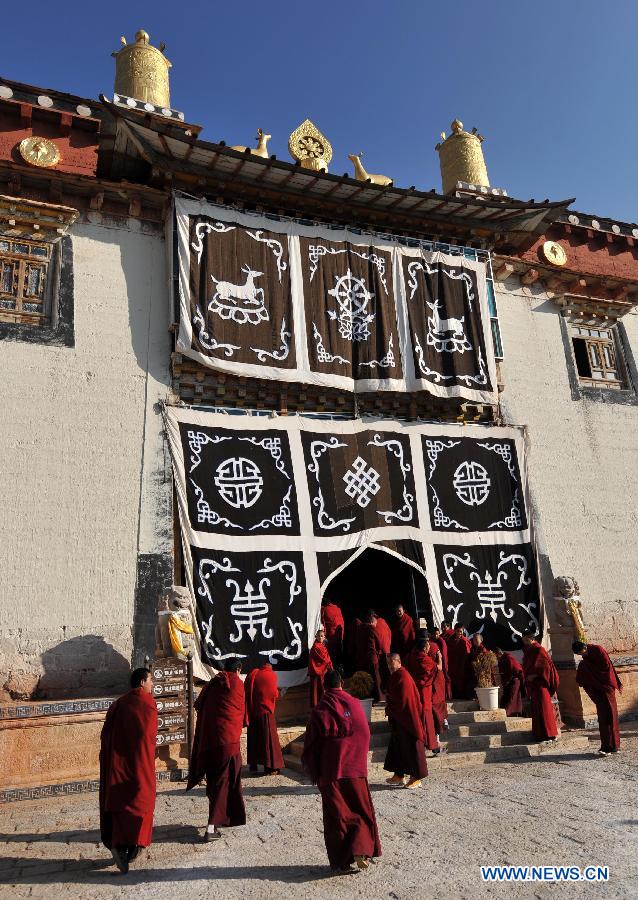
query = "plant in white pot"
xmin=473 ymin=650 xmax=499 ymax=710
xmin=347 ymin=671 xmax=374 ymax=721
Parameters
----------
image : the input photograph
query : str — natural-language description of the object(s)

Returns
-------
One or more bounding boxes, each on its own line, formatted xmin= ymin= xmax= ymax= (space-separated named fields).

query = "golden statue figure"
xmin=288 ymin=119 xmax=332 ymax=173
xmin=231 ymin=128 xmax=272 ymax=159
xmin=348 ymin=152 xmax=393 ymax=186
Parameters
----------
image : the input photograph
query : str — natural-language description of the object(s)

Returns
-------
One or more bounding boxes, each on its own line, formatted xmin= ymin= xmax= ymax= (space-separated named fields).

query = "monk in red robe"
xmin=100 ymin=667 xmax=158 ymax=874
xmin=321 ymin=600 xmax=345 ymax=666
xmin=447 ymin=625 xmax=472 ymax=699
xmin=384 ymin=654 xmax=428 ymax=787
xmin=302 ymin=669 xmax=381 ymax=873
xmin=187 ymin=658 xmax=246 ymax=841
xmin=375 ymin=613 xmax=392 ymax=692
xmin=427 ymin=634 xmax=448 ymax=738
xmin=391 ymin=604 xmax=416 ymax=662
xmin=441 ymin=621 xmax=454 ymax=646
xmin=406 ymin=637 xmax=440 ymax=752
xmin=495 ymin=648 xmax=525 ymax=716
xmin=573 ymin=640 xmax=622 ymax=755
xmin=430 ymin=626 xmax=452 ymax=701
xmin=244 ymin=662 xmax=284 ymax=775
xmin=522 ymin=632 xmax=559 ymax=742
xmin=308 ymin=627 xmax=332 ymax=708
xmin=353 ymin=611 xmax=384 ymax=701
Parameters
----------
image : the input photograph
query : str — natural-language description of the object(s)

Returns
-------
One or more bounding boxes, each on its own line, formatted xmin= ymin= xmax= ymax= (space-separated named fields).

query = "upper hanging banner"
xmin=174 ymin=196 xmax=497 ymax=403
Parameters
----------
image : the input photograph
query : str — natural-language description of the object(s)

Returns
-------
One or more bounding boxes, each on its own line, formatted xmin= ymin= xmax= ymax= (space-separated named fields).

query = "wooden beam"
xmin=521 ymin=268 xmax=539 ymax=285
xmin=494 ymin=262 xmax=514 ymax=281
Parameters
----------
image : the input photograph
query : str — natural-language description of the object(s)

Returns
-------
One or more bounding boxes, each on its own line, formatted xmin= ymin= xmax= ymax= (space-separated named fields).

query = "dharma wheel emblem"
xmin=541 ymin=240 xmax=567 ymax=267
xmin=327 ymin=269 xmax=375 ymax=342
xmin=288 ymin=119 xmax=333 ymax=173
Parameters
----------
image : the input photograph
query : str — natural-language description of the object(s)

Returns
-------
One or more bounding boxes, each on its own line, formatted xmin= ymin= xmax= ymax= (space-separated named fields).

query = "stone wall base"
xmin=558 ymin=661 xmax=638 ymax=727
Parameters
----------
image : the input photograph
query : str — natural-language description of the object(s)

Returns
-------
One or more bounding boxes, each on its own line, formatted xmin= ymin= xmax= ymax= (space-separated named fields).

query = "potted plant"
xmin=473 ymin=651 xmax=500 ymax=710
xmin=347 ymin=671 xmax=375 ymax=721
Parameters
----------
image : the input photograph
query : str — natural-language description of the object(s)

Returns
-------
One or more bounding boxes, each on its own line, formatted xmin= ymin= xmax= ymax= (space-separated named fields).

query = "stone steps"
xmin=284 ymin=699 xmax=590 ymax=775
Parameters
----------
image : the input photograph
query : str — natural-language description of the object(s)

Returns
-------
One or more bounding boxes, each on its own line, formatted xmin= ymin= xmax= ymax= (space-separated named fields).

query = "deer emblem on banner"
xmin=426 ymin=299 xmax=472 ymax=353
xmin=209 ymin=264 xmax=268 ymax=325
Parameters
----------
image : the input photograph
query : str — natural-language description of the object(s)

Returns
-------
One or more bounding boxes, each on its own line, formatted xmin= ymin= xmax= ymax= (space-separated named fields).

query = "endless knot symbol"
xmin=453 ymin=461 xmax=491 ymax=507
xmin=327 ymin=269 xmax=375 ymax=342
xmin=343 ymin=457 xmax=381 ymax=508
xmin=214 ymin=457 xmax=264 ymax=509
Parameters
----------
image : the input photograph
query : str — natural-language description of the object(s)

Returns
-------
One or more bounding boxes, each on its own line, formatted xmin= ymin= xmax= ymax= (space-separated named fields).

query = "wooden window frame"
xmin=570 ymin=324 xmax=628 ymax=390
xmin=0 ymin=237 xmax=53 ymax=326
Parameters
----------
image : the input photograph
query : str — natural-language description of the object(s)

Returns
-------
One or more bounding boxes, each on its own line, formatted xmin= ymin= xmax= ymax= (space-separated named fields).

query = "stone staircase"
xmin=283 ymin=700 xmax=590 ymax=774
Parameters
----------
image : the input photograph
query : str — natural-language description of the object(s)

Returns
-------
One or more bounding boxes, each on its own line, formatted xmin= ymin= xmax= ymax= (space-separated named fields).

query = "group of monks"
xmin=99 ymin=611 xmax=623 ymax=875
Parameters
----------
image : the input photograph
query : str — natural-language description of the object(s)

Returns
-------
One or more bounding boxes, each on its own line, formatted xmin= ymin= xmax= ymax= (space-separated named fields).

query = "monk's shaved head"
xmin=130 ymin=667 xmax=152 ymax=690
xmin=325 ymin=669 xmax=343 ymax=690
xmin=225 ymin=658 xmax=242 ymax=672
xmin=388 ymin=652 xmax=402 ymax=673
xmin=572 ymin=640 xmax=587 ymax=655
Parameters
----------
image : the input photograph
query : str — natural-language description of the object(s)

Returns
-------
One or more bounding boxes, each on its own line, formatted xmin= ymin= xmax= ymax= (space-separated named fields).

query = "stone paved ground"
xmin=1 ymin=726 xmax=637 ymax=900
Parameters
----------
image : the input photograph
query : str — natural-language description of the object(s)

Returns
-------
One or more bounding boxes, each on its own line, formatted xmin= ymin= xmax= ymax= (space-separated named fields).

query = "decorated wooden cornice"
xmin=0 ymin=194 xmax=78 ymax=240
xmin=494 ymin=218 xmax=638 ymax=325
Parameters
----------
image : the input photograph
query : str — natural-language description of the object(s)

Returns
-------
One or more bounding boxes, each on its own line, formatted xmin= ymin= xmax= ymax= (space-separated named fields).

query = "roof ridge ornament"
xmin=288 ymin=119 xmax=332 ymax=173
xmin=436 ymin=119 xmax=490 ymax=195
xmin=112 ymin=29 xmax=172 ymax=110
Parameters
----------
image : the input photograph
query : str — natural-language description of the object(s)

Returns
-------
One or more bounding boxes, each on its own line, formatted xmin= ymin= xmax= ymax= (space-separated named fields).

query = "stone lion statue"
xmin=156 ymin=585 xmax=196 ymax=661
xmin=552 ymin=576 xmax=587 ymax=642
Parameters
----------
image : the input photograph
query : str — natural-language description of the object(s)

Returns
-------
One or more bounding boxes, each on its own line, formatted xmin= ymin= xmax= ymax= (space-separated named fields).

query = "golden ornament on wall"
xmin=542 ymin=240 xmax=567 ymax=267
xmin=288 ymin=119 xmax=332 ymax=173
xmin=18 ymin=137 xmax=61 ymax=168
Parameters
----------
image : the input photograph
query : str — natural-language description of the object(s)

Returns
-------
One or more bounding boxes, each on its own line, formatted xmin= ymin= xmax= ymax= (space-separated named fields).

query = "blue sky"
xmin=4 ymin=1 xmax=636 ymax=222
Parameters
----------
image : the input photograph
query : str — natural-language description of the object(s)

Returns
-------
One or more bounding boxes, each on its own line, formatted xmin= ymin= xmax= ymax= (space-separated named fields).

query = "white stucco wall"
xmin=0 ymin=217 xmax=172 ymax=698
xmin=496 ymin=277 xmax=638 ymax=652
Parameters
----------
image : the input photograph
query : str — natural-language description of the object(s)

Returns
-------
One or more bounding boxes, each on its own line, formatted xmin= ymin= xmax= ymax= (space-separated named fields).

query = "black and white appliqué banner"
xmin=174 ymin=196 xmax=497 ymax=404
xmin=165 ymin=408 xmax=543 ymax=685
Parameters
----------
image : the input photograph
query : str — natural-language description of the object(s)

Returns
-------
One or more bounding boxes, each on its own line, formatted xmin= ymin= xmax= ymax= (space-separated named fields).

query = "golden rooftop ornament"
xmin=542 ymin=240 xmax=567 ymax=267
xmin=288 ymin=119 xmax=332 ymax=173
xmin=436 ymin=119 xmax=490 ymax=195
xmin=231 ymin=128 xmax=272 ymax=159
xmin=18 ymin=136 xmax=61 ymax=169
xmin=112 ymin=29 xmax=172 ymax=109
xmin=348 ymin=152 xmax=393 ymax=186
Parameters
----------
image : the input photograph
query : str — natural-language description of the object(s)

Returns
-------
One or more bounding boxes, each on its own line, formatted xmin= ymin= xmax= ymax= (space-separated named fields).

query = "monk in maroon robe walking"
xmin=187 ymin=658 xmax=246 ymax=841
xmin=321 ymin=600 xmax=345 ymax=666
xmin=100 ymin=667 xmax=158 ymax=874
xmin=406 ymin=637 xmax=440 ymax=752
xmin=353 ymin=611 xmax=385 ymax=701
xmin=375 ymin=613 xmax=392 ymax=692
xmin=245 ymin=663 xmax=284 ymax=774
xmin=302 ymin=669 xmax=381 ymax=873
xmin=573 ymin=640 xmax=622 ymax=755
xmin=391 ymin=605 xmax=416 ymax=662
xmin=308 ymin=627 xmax=332 ymax=708
xmin=522 ymin=632 xmax=559 ymax=742
xmin=427 ymin=635 xmax=448 ymax=737
xmin=495 ymin=648 xmax=525 ymax=716
xmin=430 ymin=626 xmax=452 ymax=701
xmin=447 ymin=625 xmax=472 ymax=699
xmin=384 ymin=654 xmax=428 ymax=787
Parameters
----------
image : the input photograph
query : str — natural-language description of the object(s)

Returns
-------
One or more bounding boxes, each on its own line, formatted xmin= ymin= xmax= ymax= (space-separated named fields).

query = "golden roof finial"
xmin=435 ymin=118 xmax=489 ymax=194
xmin=288 ymin=119 xmax=332 ymax=173
xmin=112 ymin=29 xmax=172 ymax=109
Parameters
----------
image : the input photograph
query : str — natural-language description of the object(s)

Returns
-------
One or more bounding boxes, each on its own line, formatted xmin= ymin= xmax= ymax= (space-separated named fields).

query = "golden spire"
xmin=435 ymin=119 xmax=490 ymax=194
xmin=112 ymin=29 xmax=172 ymax=109
xmin=288 ymin=119 xmax=332 ymax=173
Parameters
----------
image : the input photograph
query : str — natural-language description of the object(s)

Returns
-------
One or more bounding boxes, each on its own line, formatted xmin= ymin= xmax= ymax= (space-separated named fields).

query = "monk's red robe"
xmin=245 ymin=664 xmax=284 ymax=771
xmin=384 ymin=667 xmax=428 ymax=779
xmin=498 ymin=652 xmax=525 ymax=716
xmin=321 ymin=603 xmax=345 ymax=665
xmin=406 ymin=649 xmax=438 ymax=750
xmin=187 ymin=672 xmax=246 ymax=827
xmin=441 ymin=627 xmax=454 ymax=646
xmin=431 ymin=635 xmax=452 ymax=701
xmin=522 ymin=643 xmax=559 ymax=741
xmin=576 ymin=644 xmax=622 ymax=752
xmin=391 ymin=613 xmax=416 ymax=661
xmin=302 ymin=688 xmax=381 ymax=870
xmin=447 ymin=634 xmax=472 ymax=699
xmin=353 ymin=623 xmax=384 ymax=700
xmin=99 ymin=687 xmax=158 ymax=850
xmin=427 ymin=644 xmax=448 ymax=734
xmin=308 ymin=639 xmax=332 ymax=708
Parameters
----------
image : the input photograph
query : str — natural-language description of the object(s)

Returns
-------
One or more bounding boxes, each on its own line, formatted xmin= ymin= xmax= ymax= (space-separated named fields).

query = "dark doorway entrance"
xmin=322 ymin=547 xmax=433 ymax=671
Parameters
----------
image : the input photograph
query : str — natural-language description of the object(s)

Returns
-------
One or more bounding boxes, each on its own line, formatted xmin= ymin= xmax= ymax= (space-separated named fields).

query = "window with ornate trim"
xmin=0 ymin=237 xmax=54 ymax=325
xmin=570 ymin=324 xmax=628 ymax=389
